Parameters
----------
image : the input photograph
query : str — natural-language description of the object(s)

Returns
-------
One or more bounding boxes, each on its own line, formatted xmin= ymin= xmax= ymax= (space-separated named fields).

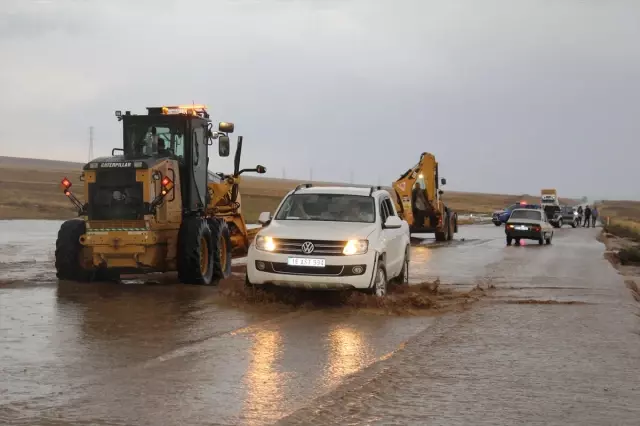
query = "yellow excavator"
xmin=55 ymin=104 xmax=265 ymax=284
xmin=391 ymin=152 xmax=458 ymax=241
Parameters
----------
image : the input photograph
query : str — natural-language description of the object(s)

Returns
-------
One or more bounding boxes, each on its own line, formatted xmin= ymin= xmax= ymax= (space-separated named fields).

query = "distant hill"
xmin=0 ymin=156 xmax=85 ymax=171
xmin=0 ymin=156 xmax=583 ymax=220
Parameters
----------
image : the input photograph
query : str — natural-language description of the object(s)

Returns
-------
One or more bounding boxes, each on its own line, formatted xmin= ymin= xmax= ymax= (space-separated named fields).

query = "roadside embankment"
xmin=598 ymin=199 xmax=640 ymax=266
xmin=598 ymin=201 xmax=640 ymax=304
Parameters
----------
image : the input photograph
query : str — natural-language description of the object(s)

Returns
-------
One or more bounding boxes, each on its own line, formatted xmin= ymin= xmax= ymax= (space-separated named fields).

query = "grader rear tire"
xmin=177 ymin=217 xmax=215 ymax=285
xmin=55 ymin=219 xmax=92 ymax=282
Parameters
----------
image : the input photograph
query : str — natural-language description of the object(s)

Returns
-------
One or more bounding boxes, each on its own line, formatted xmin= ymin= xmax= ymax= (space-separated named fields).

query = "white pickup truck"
xmin=246 ymin=185 xmax=411 ymax=297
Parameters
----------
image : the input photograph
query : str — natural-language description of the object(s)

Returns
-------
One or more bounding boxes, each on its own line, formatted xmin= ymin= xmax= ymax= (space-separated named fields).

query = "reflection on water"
xmin=411 ymin=245 xmax=433 ymax=264
xmin=324 ymin=325 xmax=370 ymax=389
xmin=54 ymin=280 xmax=214 ymax=368
xmin=243 ymin=329 xmax=284 ymax=425
xmin=409 ymin=245 xmax=433 ymax=283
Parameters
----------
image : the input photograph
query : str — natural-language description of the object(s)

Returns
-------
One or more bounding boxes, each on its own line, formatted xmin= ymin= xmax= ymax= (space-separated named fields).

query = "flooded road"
xmin=1 ymin=220 xmax=639 ymax=425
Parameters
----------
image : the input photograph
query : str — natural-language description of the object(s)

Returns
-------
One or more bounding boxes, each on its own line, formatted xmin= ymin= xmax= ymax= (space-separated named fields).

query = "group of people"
xmin=576 ymin=205 xmax=598 ymax=228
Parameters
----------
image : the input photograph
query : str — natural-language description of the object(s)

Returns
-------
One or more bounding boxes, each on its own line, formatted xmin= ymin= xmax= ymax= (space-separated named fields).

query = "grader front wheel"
xmin=208 ymin=218 xmax=233 ymax=280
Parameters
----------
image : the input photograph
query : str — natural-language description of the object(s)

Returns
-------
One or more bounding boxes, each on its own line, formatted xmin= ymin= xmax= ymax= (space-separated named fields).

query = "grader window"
xmin=125 ymin=122 xmax=185 ymax=159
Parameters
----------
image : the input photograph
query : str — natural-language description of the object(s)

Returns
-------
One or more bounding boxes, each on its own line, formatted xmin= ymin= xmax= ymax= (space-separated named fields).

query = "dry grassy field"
xmin=598 ymin=199 xmax=640 ymax=241
xmin=0 ymin=156 xmax=582 ymax=223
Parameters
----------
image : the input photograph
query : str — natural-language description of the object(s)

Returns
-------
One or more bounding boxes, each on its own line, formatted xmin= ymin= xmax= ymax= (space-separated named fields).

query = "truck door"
xmin=381 ymin=196 xmax=402 ymax=276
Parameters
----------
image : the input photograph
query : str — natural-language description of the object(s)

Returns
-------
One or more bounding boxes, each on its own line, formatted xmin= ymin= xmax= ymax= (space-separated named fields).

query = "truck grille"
xmin=88 ymin=169 xmax=146 ymax=221
xmin=259 ymin=261 xmax=367 ymax=277
xmin=272 ymin=238 xmax=347 ymax=256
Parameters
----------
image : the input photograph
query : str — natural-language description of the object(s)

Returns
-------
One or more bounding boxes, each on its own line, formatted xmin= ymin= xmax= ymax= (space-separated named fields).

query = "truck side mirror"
xmin=218 ymin=136 xmax=230 ymax=157
xmin=383 ymin=216 xmax=403 ymax=229
xmin=440 ymin=178 xmax=447 ymax=185
xmin=256 ymin=165 xmax=266 ymax=174
xmin=258 ymin=211 xmax=272 ymax=225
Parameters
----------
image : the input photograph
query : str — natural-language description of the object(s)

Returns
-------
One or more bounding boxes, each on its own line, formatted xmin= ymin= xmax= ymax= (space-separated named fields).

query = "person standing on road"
xmin=583 ymin=205 xmax=592 ymax=228
xmin=591 ymin=206 xmax=598 ymax=227
xmin=577 ymin=205 xmax=584 ymax=226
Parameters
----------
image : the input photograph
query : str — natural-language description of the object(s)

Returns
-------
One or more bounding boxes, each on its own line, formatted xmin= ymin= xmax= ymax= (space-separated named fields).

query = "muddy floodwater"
xmin=1 ymin=219 xmax=639 ymax=425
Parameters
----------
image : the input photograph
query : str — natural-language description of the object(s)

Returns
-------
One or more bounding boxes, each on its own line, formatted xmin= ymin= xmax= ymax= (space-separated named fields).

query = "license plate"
xmin=515 ymin=225 xmax=529 ymax=230
xmin=287 ymin=257 xmax=326 ymax=267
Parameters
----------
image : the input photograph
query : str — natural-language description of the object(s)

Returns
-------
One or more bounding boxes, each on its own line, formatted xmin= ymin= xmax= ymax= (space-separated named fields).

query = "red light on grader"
xmin=60 ymin=177 xmax=72 ymax=192
xmin=151 ymin=176 xmax=174 ymax=209
xmin=59 ymin=177 xmax=84 ymax=212
xmin=161 ymin=176 xmax=174 ymax=191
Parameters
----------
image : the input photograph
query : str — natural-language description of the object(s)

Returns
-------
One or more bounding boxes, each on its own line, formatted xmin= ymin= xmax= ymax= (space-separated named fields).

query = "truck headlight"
xmin=574 ymin=211 xmax=578 ymax=216
xmin=343 ymin=239 xmax=368 ymax=255
xmin=256 ymin=235 xmax=276 ymax=252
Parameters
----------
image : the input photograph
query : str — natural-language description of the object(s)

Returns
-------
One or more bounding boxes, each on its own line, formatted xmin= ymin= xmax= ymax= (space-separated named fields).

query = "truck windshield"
xmin=510 ymin=210 xmax=542 ymax=221
xmin=275 ymin=194 xmax=375 ymax=223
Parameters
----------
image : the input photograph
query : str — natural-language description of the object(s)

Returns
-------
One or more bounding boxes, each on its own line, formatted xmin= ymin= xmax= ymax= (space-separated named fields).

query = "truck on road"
xmin=541 ymin=188 xmax=559 ymax=206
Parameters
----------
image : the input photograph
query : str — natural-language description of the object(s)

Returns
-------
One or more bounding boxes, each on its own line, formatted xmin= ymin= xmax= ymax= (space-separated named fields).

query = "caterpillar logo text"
xmin=100 ymin=162 xmax=133 ymax=168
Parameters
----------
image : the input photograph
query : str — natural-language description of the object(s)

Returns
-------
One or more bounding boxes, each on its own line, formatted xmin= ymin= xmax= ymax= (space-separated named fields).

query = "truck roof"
xmin=293 ymin=186 xmax=380 ymax=197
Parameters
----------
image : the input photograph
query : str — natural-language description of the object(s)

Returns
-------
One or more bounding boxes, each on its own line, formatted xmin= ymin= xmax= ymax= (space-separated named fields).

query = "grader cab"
xmin=55 ymin=104 xmax=266 ymax=284
xmin=392 ymin=152 xmax=458 ymax=241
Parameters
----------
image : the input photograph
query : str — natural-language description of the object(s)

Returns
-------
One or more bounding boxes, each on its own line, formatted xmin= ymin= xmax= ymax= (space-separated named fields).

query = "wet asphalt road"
xmin=1 ymin=220 xmax=639 ymax=425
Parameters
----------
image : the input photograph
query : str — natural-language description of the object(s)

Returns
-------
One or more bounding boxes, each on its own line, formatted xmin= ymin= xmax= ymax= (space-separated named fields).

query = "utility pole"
xmin=282 ymin=167 xmax=286 ymax=179
xmin=89 ymin=126 xmax=94 ymax=161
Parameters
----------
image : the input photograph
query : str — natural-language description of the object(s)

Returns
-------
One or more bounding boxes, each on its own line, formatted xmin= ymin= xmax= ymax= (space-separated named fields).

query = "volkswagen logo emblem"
xmin=301 ymin=241 xmax=315 ymax=254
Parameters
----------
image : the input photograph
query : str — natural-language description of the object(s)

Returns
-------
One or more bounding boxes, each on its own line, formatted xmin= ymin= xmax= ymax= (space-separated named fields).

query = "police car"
xmin=492 ymin=201 xmax=542 ymax=226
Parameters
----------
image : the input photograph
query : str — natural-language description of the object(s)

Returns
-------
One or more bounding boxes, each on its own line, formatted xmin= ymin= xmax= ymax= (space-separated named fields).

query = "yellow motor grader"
xmin=55 ymin=104 xmax=266 ymax=284
xmin=391 ymin=152 xmax=458 ymax=241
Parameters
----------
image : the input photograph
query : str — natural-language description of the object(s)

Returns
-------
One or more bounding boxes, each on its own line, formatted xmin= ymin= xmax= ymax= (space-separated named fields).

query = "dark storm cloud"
xmin=0 ymin=0 xmax=639 ymax=200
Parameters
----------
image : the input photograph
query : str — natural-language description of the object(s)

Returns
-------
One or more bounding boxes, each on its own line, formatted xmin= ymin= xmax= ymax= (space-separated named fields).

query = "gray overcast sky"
xmin=1 ymin=0 xmax=639 ymax=200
